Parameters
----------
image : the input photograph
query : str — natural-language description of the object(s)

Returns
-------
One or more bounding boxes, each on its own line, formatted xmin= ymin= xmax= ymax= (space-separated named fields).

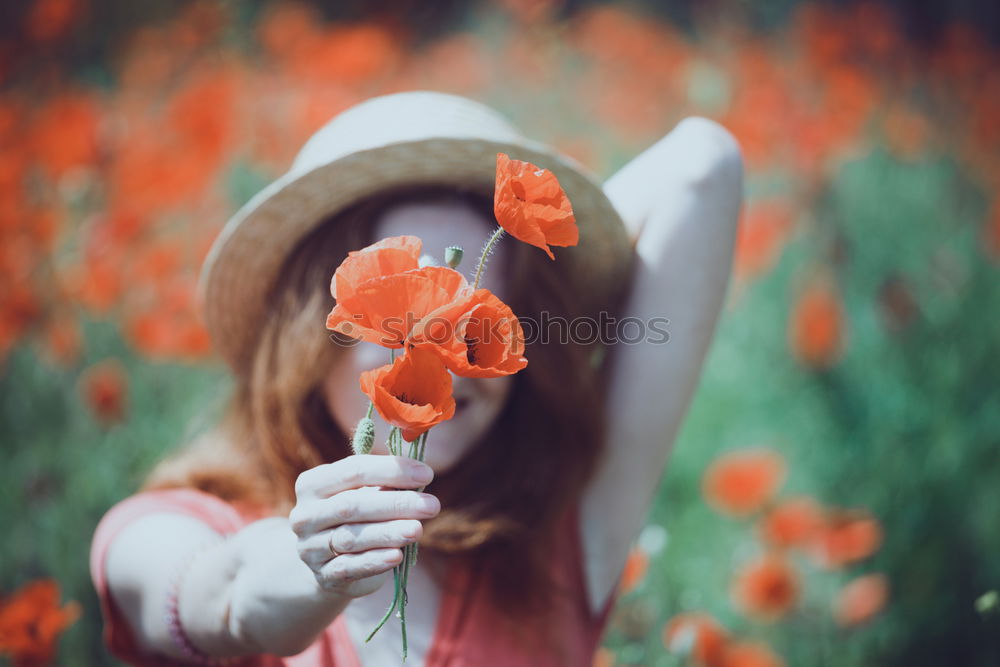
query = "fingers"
xmin=295 ymin=455 xmax=434 ymax=500
xmin=297 ymin=520 xmax=423 ymax=568
xmin=314 ymin=548 xmax=404 ymax=593
xmin=290 ymin=487 xmax=440 ymax=537
xmin=289 ymin=457 xmax=438 ymax=597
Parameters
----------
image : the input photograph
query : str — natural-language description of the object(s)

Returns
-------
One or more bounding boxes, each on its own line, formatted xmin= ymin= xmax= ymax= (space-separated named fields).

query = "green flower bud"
xmin=445 ymin=245 xmax=464 ymax=269
xmin=351 ymin=417 xmax=375 ymax=455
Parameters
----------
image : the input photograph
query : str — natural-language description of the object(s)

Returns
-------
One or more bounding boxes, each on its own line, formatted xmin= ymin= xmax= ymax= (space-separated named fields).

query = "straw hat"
xmin=198 ymin=90 xmax=633 ymax=373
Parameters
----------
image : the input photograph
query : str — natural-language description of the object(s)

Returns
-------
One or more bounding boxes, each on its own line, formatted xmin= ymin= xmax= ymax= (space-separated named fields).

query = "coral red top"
xmin=90 ymin=488 xmax=618 ymax=666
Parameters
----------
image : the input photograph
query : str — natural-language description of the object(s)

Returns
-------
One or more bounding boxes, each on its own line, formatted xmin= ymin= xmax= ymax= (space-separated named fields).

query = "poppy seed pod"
xmin=352 ymin=417 xmax=375 ymax=455
xmin=445 ymin=245 xmax=463 ymax=269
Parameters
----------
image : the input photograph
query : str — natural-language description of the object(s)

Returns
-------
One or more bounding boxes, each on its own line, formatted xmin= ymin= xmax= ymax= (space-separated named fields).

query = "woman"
xmin=90 ymin=91 xmax=742 ymax=665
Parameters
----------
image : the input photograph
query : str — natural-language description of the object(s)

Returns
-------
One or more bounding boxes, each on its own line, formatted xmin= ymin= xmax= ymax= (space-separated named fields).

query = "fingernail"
xmin=411 ymin=465 xmax=433 ymax=484
xmin=418 ymin=495 xmax=439 ymax=513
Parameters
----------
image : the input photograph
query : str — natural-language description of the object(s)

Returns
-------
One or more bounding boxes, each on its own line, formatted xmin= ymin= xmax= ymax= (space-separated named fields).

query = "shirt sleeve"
xmin=88 ymin=488 xmax=279 ymax=666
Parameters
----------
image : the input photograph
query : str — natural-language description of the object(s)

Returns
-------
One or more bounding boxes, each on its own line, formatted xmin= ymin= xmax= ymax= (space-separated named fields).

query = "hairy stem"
xmin=472 ymin=226 xmax=505 ymax=291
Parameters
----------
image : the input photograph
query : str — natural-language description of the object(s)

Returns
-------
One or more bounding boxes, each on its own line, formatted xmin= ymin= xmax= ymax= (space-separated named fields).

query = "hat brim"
xmin=199 ymin=136 xmax=633 ymax=372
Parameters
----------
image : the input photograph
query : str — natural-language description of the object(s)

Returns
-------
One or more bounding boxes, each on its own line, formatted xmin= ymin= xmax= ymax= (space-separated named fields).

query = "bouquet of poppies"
xmin=324 ymin=153 xmax=578 ymax=658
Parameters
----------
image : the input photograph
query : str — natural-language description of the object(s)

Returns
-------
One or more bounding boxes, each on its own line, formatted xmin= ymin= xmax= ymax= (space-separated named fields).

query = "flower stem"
xmin=472 ymin=226 xmax=505 ymax=291
xmin=399 ymin=549 xmax=410 ymax=660
xmin=367 ymin=427 xmax=429 ymax=656
xmin=366 ymin=564 xmax=400 ymax=643
xmin=408 ymin=431 xmax=428 ymax=569
xmin=417 ymin=431 xmax=427 ymax=462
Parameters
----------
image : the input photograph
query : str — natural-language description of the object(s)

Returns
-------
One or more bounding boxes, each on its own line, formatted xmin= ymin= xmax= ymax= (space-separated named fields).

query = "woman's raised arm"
xmin=580 ymin=117 xmax=743 ymax=616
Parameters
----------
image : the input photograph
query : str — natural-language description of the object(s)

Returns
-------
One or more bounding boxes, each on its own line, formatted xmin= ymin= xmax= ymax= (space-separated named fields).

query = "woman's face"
xmin=323 ymin=198 xmax=514 ymax=473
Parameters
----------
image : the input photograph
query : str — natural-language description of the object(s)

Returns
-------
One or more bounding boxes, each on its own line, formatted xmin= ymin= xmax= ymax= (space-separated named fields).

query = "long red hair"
xmin=143 ymin=183 xmax=630 ymax=616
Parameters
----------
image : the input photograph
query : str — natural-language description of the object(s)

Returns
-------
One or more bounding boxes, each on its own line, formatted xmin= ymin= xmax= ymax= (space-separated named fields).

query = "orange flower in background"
xmin=28 ymin=91 xmax=101 ymax=181
xmin=125 ymin=307 xmax=212 ymax=362
xmin=303 ymin=23 xmax=400 ymax=86
xmin=789 ymin=277 xmax=846 ymax=370
xmin=327 ymin=236 xmax=475 ymax=349
xmin=0 ymin=283 xmax=41 ymax=362
xmin=733 ymin=200 xmax=796 ymax=282
xmin=662 ymin=612 xmax=728 ymax=665
xmin=39 ymin=313 xmax=81 ymax=367
xmin=833 ymin=573 xmax=889 ymax=627
xmin=256 ymin=2 xmax=324 ymax=63
xmin=591 ymin=647 xmax=616 ymax=667
xmin=758 ymin=496 xmax=825 ymax=549
xmin=360 ymin=346 xmax=456 ymax=442
xmin=79 ymin=359 xmax=128 ymax=425
xmin=23 ymin=0 xmax=85 ymax=44
xmin=26 ymin=207 xmax=59 ymax=251
xmin=108 ymin=64 xmax=238 ymax=217
xmin=809 ymin=511 xmax=883 ymax=569
xmin=703 ymin=448 xmax=786 ymax=518
xmin=128 ymin=241 xmax=184 ymax=284
xmin=618 ymin=547 xmax=649 ymax=595
xmin=259 ymin=2 xmax=400 ymax=88
xmin=732 ymin=554 xmax=800 ymax=622
xmin=717 ymin=641 xmax=786 ymax=667
xmin=165 ymin=66 xmax=238 ymax=163
xmin=131 ymin=275 xmax=212 ymax=361
xmin=407 ymin=33 xmax=493 ymax=96
xmin=70 ymin=255 xmax=122 ymax=314
xmin=0 ymin=579 xmax=81 ymax=667
xmin=410 ymin=288 xmax=527 ymax=378
xmin=172 ymin=2 xmax=229 ymax=51
xmin=494 ymin=153 xmax=578 ymax=260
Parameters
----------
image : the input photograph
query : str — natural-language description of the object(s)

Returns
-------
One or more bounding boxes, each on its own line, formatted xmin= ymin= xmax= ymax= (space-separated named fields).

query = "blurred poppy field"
xmin=1 ymin=0 xmax=999 ymax=665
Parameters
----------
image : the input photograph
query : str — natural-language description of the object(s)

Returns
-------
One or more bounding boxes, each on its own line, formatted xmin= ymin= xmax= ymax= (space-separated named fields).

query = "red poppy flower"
xmin=409 ymin=288 xmax=527 ymax=378
xmin=733 ymin=200 xmax=795 ymax=282
xmin=24 ymin=0 xmax=84 ymax=44
xmin=359 ymin=346 xmax=456 ymax=442
xmin=28 ymin=91 xmax=100 ymax=179
xmin=808 ymin=511 xmax=883 ymax=569
xmin=788 ymin=278 xmax=845 ymax=370
xmin=758 ymin=496 xmax=825 ymax=550
xmin=702 ymin=448 xmax=786 ymax=518
xmin=717 ymin=641 xmax=786 ymax=667
xmin=0 ymin=579 xmax=80 ymax=667
xmin=662 ymin=612 xmax=728 ymax=665
xmin=732 ymin=554 xmax=800 ymax=622
xmin=592 ymin=647 xmax=616 ymax=667
xmin=833 ymin=573 xmax=889 ymax=627
xmin=618 ymin=547 xmax=649 ymax=595
xmin=330 ymin=236 xmax=421 ymax=302
xmin=493 ymin=152 xmax=577 ymax=260
xmin=79 ymin=359 xmax=128 ymax=425
xmin=327 ymin=236 xmax=472 ymax=348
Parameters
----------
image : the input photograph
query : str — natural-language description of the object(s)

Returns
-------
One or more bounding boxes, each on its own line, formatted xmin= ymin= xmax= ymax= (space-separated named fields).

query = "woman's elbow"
xmin=668 ymin=116 xmax=744 ymax=203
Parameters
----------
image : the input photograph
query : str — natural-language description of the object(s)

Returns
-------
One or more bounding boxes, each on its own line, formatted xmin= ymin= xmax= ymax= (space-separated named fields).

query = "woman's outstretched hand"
xmin=289 ymin=455 xmax=438 ymax=598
